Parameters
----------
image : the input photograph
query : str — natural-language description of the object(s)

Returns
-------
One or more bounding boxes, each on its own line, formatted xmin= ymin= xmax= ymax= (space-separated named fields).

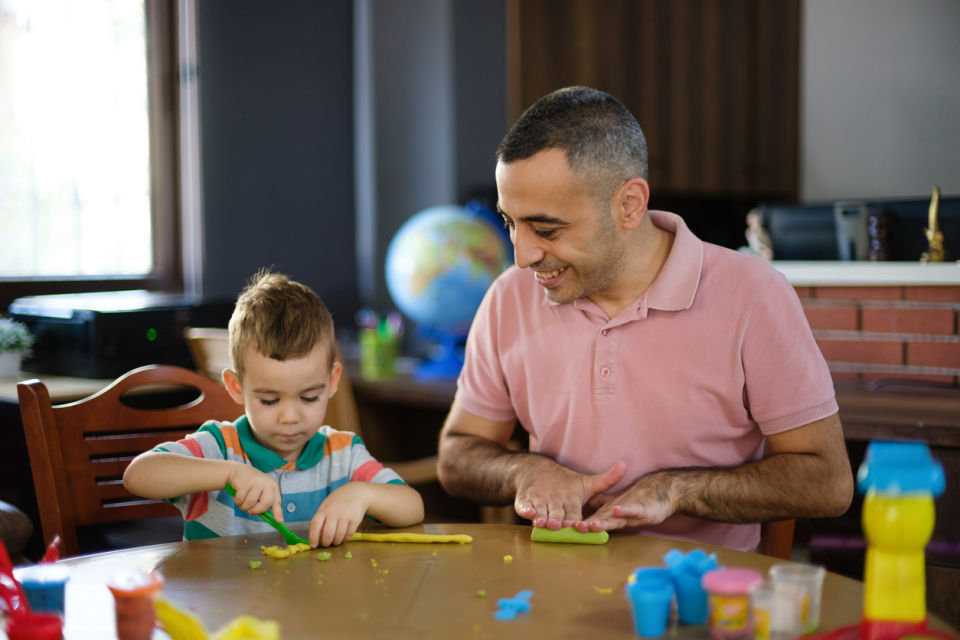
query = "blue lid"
xmin=856 ymin=440 xmax=945 ymax=496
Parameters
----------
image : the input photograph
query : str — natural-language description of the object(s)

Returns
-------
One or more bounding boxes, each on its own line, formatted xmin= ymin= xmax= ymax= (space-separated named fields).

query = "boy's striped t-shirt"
xmin=153 ymin=415 xmax=405 ymax=540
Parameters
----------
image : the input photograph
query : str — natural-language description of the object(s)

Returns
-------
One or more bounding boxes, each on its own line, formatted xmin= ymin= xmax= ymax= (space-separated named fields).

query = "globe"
xmin=385 ymin=204 xmax=510 ymax=378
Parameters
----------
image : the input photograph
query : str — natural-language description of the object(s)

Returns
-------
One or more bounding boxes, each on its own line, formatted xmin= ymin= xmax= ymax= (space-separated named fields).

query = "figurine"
xmin=743 ymin=209 xmax=774 ymax=261
xmin=921 ymin=185 xmax=946 ymax=263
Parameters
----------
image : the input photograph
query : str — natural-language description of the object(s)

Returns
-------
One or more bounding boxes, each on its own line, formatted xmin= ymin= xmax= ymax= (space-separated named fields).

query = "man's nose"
xmin=512 ymin=227 xmax=545 ymax=269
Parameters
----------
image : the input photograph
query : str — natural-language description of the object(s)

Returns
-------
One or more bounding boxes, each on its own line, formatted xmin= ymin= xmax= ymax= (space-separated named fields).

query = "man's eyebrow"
xmin=517 ymin=213 xmax=567 ymax=225
xmin=495 ymin=204 xmax=565 ymax=226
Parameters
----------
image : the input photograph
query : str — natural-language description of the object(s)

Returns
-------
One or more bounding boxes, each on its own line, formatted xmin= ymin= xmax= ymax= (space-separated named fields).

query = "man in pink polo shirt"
xmin=436 ymin=87 xmax=854 ymax=551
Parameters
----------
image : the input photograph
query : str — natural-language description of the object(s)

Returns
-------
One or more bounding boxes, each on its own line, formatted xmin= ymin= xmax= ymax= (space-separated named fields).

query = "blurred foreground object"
xmin=858 ymin=440 xmax=945 ymax=639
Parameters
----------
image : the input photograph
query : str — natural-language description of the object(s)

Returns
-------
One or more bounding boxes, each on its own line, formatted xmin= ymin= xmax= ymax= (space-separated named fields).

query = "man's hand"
xmin=226 ymin=465 xmax=284 ymax=524
xmin=514 ymin=459 xmax=626 ymax=529
xmin=578 ymin=414 xmax=854 ymax=532
xmin=308 ymin=483 xmax=369 ymax=547
xmin=577 ymin=471 xmax=676 ymax=532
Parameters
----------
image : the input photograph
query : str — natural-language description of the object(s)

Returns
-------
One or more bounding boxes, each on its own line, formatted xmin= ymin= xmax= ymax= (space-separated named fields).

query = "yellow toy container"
xmin=856 ymin=441 xmax=945 ymax=633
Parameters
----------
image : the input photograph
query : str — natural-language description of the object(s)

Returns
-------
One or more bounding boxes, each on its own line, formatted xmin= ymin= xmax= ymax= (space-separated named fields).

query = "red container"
xmin=5 ymin=612 xmax=64 ymax=640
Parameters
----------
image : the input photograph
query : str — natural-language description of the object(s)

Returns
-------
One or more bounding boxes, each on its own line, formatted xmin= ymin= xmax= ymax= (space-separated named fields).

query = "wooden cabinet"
xmin=507 ymin=0 xmax=800 ymax=200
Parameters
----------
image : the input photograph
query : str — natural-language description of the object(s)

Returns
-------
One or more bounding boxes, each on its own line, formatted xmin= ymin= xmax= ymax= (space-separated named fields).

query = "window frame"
xmin=0 ymin=0 xmax=182 ymax=312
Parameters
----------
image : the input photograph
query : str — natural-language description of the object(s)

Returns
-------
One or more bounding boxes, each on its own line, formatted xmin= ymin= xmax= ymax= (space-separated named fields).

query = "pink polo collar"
xmin=566 ymin=210 xmax=704 ymax=321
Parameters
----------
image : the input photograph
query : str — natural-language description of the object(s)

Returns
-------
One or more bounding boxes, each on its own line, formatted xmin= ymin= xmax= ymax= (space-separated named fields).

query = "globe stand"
xmin=414 ymin=328 xmax=465 ymax=381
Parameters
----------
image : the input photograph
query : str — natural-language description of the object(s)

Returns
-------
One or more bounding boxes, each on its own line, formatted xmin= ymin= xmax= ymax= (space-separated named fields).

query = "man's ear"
xmin=222 ymin=368 xmax=245 ymax=405
xmin=619 ymin=177 xmax=650 ymax=230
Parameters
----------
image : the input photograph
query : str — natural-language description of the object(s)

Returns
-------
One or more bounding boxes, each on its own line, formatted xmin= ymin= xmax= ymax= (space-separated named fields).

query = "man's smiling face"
xmin=496 ymin=148 xmax=626 ymax=305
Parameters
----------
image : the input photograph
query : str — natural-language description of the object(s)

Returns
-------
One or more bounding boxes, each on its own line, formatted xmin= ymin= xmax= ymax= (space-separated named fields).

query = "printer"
xmin=9 ymin=290 xmax=233 ymax=378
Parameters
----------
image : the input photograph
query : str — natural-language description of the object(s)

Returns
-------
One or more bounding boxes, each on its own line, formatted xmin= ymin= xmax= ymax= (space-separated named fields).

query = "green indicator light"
xmin=146 ymin=328 xmax=158 ymax=342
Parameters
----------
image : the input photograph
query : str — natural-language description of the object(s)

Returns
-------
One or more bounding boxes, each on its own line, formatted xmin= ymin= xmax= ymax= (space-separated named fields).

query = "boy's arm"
xmin=363 ymin=482 xmax=425 ymax=527
xmin=123 ymin=451 xmax=285 ymax=522
xmin=308 ymin=482 xmax=424 ymax=547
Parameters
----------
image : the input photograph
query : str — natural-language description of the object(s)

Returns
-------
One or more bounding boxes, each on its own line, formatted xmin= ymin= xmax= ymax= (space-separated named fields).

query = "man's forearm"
xmin=437 ymin=432 xmax=555 ymax=505
xmin=664 ymin=451 xmax=853 ymax=523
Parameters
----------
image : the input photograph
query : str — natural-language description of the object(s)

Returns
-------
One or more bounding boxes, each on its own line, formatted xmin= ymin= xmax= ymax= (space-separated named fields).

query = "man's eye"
xmin=534 ymin=228 xmax=556 ymax=238
xmin=259 ymin=398 xmax=279 ymax=406
xmin=501 ymin=218 xmax=514 ymax=229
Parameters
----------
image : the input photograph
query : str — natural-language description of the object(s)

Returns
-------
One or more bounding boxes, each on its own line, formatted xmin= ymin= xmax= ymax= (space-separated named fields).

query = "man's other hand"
xmin=514 ymin=460 xmax=626 ymax=529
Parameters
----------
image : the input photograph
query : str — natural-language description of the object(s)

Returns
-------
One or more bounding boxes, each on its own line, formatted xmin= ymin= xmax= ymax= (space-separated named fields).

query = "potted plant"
xmin=0 ymin=317 xmax=34 ymax=378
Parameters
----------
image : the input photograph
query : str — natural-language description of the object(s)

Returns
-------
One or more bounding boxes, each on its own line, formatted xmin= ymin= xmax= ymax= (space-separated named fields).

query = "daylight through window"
xmin=0 ymin=0 xmax=152 ymax=278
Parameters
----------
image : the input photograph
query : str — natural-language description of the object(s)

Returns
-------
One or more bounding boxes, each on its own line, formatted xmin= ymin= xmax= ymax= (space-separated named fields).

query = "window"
xmin=0 ymin=0 xmax=180 ymax=310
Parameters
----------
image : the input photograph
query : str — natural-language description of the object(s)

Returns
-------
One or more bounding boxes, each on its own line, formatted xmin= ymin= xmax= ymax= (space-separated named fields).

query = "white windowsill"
xmin=772 ymin=261 xmax=960 ymax=286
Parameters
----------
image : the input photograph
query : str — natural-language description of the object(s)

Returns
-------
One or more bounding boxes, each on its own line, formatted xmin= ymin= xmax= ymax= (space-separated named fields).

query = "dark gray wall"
xmin=197 ymin=0 xmax=358 ymax=323
xmin=363 ymin=0 xmax=506 ymax=309
xmin=453 ymin=0 xmax=507 ymax=204
xmin=196 ymin=0 xmax=506 ymax=319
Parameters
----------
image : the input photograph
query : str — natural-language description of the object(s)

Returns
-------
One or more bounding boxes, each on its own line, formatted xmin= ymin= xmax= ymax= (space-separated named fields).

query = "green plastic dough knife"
xmin=224 ymin=482 xmax=309 ymax=546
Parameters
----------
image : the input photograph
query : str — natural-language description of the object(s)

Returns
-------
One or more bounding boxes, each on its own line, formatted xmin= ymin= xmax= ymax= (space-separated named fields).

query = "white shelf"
xmin=771 ymin=261 xmax=960 ymax=286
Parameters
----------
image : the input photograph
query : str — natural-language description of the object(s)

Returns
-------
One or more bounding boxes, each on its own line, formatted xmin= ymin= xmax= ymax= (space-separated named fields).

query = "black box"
xmin=9 ymin=290 xmax=233 ymax=379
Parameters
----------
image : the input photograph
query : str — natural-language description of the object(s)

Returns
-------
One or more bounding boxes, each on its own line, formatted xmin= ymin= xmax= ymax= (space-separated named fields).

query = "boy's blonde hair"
xmin=228 ymin=270 xmax=336 ymax=379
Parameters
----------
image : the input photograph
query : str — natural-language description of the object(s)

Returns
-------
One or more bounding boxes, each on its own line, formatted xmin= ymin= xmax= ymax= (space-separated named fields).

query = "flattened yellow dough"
xmin=260 ymin=542 xmax=311 ymax=558
xmin=348 ymin=532 xmax=473 ymax=544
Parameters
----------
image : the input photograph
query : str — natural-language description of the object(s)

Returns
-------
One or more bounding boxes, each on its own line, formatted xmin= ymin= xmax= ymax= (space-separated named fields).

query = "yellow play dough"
xmin=348 ymin=532 xmax=472 ymax=544
xmin=260 ymin=542 xmax=311 ymax=558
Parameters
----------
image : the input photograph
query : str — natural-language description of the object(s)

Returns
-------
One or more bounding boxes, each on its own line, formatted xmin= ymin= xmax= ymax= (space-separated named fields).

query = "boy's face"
xmin=223 ymin=341 xmax=341 ymax=462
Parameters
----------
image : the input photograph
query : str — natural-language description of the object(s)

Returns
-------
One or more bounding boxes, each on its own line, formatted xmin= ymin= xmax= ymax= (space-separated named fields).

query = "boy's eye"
xmin=259 ymin=398 xmax=279 ymax=406
xmin=301 ymin=395 xmax=320 ymax=403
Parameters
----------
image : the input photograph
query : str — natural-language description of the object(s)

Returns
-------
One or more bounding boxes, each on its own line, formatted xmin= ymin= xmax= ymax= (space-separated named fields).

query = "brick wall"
xmin=797 ymin=286 xmax=960 ymax=386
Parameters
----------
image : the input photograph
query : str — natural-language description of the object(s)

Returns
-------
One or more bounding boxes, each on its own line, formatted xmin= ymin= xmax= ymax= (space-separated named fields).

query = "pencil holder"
xmin=359 ymin=328 xmax=399 ymax=380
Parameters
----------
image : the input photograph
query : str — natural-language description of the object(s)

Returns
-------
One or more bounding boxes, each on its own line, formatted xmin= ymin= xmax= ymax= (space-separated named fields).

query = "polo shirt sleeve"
xmin=149 ymin=424 xmax=229 ymax=519
xmin=741 ymin=271 xmax=838 ymax=434
xmin=455 ymin=276 xmax=518 ymax=423
xmin=152 ymin=421 xmax=229 ymax=460
xmin=322 ymin=428 xmax=405 ymax=485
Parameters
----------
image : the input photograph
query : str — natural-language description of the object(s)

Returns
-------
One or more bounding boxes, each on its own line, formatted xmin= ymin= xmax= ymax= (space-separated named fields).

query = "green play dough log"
xmin=530 ymin=526 xmax=609 ymax=545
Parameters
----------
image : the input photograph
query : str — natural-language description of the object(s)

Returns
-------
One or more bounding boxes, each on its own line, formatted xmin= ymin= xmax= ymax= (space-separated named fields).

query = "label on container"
xmin=710 ymin=594 xmax=750 ymax=630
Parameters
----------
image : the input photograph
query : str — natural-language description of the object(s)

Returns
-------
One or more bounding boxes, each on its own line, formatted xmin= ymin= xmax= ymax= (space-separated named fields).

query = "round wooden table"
xmin=44 ymin=523 xmax=955 ymax=639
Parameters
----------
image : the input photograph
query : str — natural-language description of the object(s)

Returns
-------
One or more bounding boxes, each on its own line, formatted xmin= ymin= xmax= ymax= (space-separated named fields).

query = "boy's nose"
xmin=278 ymin=402 xmax=300 ymax=424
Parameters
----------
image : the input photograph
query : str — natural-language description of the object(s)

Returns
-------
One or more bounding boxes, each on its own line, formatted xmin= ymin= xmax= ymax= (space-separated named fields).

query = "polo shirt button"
xmin=286 ymin=502 xmax=296 ymax=513
xmin=600 ymin=366 xmax=611 ymax=377
xmin=601 ymin=329 xmax=610 ymax=336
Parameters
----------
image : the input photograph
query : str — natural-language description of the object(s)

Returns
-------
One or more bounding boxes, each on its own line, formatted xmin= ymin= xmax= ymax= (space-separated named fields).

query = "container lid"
xmin=105 ymin=570 xmax=164 ymax=597
xmin=13 ymin=563 xmax=69 ymax=584
xmin=856 ymin=440 xmax=945 ymax=496
xmin=701 ymin=568 xmax=763 ymax=594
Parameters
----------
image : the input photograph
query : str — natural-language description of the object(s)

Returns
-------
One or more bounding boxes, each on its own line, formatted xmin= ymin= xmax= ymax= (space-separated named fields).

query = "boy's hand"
xmin=226 ymin=465 xmax=284 ymax=524
xmin=309 ymin=483 xmax=370 ymax=547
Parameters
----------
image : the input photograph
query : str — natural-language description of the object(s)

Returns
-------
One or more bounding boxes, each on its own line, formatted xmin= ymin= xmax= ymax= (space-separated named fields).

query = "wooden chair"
xmin=760 ymin=519 xmax=795 ymax=560
xmin=17 ymin=365 xmax=242 ymax=557
xmin=183 ymin=327 xmax=438 ymax=486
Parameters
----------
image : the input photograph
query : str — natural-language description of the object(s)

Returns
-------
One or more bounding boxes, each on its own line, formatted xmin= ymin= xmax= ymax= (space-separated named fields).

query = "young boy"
xmin=123 ymin=270 xmax=424 ymax=547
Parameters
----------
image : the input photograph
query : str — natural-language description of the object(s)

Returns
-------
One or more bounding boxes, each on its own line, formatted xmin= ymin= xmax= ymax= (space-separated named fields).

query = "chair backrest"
xmin=183 ymin=327 xmax=361 ymax=433
xmin=183 ymin=327 xmax=232 ymax=381
xmin=17 ymin=364 xmax=242 ymax=557
xmin=760 ymin=518 xmax=795 ymax=560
